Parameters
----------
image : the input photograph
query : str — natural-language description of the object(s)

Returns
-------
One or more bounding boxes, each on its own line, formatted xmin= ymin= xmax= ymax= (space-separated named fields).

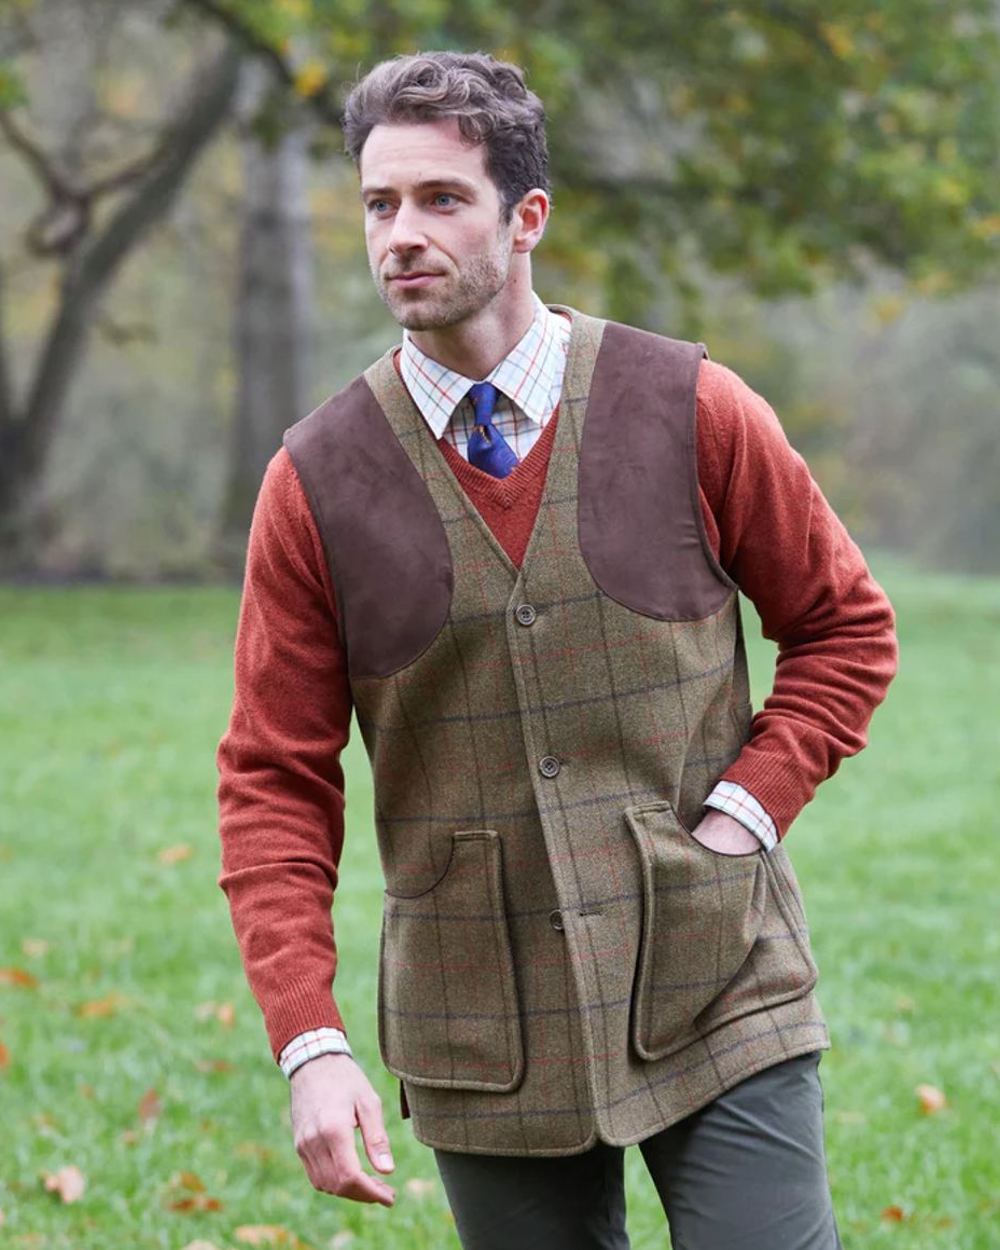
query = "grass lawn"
xmin=0 ymin=554 xmax=998 ymax=1249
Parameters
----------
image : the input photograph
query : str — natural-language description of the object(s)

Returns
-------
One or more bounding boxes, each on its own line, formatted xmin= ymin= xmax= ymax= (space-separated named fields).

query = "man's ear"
xmin=511 ymin=189 xmax=550 ymax=255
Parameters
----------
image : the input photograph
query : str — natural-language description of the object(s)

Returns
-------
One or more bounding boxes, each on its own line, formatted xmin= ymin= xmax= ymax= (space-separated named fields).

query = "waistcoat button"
xmin=549 ymin=909 xmax=564 ymax=931
xmin=515 ymin=603 xmax=537 ymax=626
xmin=538 ymin=755 xmax=561 ymax=778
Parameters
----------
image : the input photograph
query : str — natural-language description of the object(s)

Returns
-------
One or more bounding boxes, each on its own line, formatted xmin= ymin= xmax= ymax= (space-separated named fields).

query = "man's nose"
xmin=387 ymin=203 xmax=428 ymax=255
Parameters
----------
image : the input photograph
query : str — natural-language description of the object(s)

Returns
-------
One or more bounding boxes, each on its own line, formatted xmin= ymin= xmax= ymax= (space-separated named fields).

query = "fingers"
xmin=298 ymin=1119 xmax=395 ymax=1206
xmin=356 ymin=1089 xmax=395 ymax=1175
xmin=290 ymin=1059 xmax=396 ymax=1206
xmin=327 ymin=1127 xmax=395 ymax=1206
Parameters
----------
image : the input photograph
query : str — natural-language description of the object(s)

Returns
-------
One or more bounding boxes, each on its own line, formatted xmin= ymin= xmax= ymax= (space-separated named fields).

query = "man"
xmin=216 ymin=50 xmax=898 ymax=1249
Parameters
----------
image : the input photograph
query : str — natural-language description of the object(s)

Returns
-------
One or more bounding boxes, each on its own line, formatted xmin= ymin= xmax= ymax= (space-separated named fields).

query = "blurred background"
xmin=1 ymin=3 xmax=998 ymax=1249
xmin=1 ymin=0 xmax=998 ymax=577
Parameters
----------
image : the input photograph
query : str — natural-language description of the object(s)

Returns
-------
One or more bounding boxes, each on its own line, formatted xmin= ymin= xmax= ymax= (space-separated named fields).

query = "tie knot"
xmin=468 ymin=381 xmax=499 ymax=426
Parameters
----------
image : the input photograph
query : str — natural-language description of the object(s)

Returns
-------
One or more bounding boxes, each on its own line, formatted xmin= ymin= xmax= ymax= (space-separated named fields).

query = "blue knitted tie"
xmin=467 ymin=382 xmax=520 ymax=479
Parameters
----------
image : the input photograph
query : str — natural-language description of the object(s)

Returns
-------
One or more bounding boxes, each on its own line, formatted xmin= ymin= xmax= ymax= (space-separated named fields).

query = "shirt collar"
xmin=399 ymin=293 xmax=569 ymax=439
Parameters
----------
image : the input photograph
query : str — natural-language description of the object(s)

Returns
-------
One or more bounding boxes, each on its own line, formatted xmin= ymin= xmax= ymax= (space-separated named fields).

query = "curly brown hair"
xmin=343 ymin=51 xmax=550 ymax=222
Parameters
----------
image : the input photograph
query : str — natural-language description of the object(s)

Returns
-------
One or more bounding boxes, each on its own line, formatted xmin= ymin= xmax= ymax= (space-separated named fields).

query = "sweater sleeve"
xmin=694 ymin=359 xmax=899 ymax=838
xmin=216 ymin=445 xmax=353 ymax=1062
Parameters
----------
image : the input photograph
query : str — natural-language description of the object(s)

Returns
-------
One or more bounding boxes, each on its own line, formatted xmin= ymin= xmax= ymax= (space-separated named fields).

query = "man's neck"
xmin=405 ymin=277 xmax=537 ymax=380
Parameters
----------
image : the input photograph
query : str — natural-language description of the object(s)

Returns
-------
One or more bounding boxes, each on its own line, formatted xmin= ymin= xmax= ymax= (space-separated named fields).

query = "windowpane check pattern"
xmin=704 ymin=781 xmax=779 ymax=851
xmin=279 ymin=1026 xmax=352 ymax=1077
xmin=276 ymin=294 xmax=779 ymax=1078
xmin=399 ymin=292 xmax=570 ymax=461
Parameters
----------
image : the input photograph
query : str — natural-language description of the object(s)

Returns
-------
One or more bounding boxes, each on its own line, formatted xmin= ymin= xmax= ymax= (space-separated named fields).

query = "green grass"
xmin=1 ymin=555 xmax=998 ymax=1249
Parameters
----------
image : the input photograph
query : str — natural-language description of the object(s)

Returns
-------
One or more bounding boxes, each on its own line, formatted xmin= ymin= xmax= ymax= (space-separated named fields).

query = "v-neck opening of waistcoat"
xmin=391 ymin=350 xmax=561 ymax=517
xmin=364 ymin=305 xmax=605 ymax=586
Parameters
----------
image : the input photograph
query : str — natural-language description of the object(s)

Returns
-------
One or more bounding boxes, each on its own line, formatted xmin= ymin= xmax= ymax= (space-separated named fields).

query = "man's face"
xmin=359 ymin=118 xmax=517 ymax=332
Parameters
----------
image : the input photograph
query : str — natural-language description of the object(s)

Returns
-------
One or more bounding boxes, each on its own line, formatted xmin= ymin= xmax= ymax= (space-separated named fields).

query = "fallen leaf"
xmin=138 ymin=1087 xmax=162 ymax=1123
xmin=158 ymin=843 xmax=193 ymax=865
xmin=173 ymin=1171 xmax=206 ymax=1192
xmin=895 ymin=994 xmax=915 ymax=1012
xmin=881 ymin=1205 xmax=907 ymax=1222
xmin=194 ymin=1058 xmax=235 ymax=1074
xmin=329 ymin=1233 xmax=354 ymax=1249
xmin=0 ymin=967 xmax=38 ymax=989
xmin=22 ymin=938 xmax=51 ymax=957
xmin=0 ymin=1041 xmax=10 ymax=1069
xmin=78 ymin=1082 xmax=95 ymax=1099
xmin=182 ymin=1242 xmax=223 ymax=1250
xmin=235 ymin=1226 xmax=299 ymax=1246
xmin=76 ymin=992 xmax=130 ymax=1018
xmin=42 ymin=1165 xmax=86 ymax=1203
xmin=162 ymin=1170 xmax=226 ymax=1214
xmin=404 ymin=1177 xmax=437 ymax=1199
xmin=916 ymin=1082 xmax=947 ymax=1113
xmin=120 ymin=1129 xmax=139 ymax=1145
xmin=235 ymin=1141 xmax=276 ymax=1162
xmin=168 ymin=1195 xmax=224 ymax=1212
xmin=195 ymin=1001 xmax=235 ymax=1027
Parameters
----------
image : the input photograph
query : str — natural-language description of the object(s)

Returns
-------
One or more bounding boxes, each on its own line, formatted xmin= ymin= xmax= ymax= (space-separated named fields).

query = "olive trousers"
xmin=434 ymin=1050 xmax=843 ymax=1250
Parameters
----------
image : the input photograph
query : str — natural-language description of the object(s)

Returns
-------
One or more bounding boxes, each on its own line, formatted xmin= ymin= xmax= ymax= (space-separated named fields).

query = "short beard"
xmin=374 ymin=240 xmax=512 ymax=332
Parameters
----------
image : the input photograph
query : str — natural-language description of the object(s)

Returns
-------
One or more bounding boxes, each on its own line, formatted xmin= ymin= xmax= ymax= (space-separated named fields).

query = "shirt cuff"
xmin=278 ymin=1027 xmax=354 ymax=1079
xmin=704 ymin=781 xmax=779 ymax=852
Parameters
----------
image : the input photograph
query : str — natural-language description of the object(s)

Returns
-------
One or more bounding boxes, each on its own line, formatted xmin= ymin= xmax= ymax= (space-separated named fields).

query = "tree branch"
xmin=0 ymin=110 xmax=76 ymax=200
xmin=0 ymin=107 xmax=169 ymax=257
xmin=183 ymin=0 xmax=343 ymax=126
xmin=16 ymin=38 xmax=244 ymax=483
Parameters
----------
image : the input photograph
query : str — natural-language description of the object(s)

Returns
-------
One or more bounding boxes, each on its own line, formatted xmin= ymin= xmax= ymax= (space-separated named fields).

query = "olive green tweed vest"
xmin=283 ymin=306 xmax=829 ymax=1157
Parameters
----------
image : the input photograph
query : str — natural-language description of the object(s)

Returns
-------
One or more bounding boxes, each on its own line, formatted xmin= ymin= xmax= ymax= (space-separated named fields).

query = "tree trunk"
xmin=215 ymin=59 xmax=316 ymax=572
xmin=0 ymin=37 xmax=243 ymax=572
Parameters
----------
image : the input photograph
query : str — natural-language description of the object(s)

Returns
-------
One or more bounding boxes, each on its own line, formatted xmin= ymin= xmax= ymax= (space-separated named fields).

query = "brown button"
xmin=515 ymin=603 xmax=537 ymax=626
xmin=538 ymin=755 xmax=561 ymax=778
xmin=548 ymin=909 xmax=564 ymax=931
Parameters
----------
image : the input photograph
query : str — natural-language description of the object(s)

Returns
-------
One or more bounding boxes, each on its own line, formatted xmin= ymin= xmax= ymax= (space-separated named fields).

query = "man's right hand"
xmin=289 ymin=1052 xmax=396 ymax=1206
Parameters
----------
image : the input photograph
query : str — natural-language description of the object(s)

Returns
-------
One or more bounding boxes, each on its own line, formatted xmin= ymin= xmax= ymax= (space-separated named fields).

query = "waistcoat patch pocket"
xmin=624 ymin=801 xmax=821 ymax=1062
xmin=624 ymin=800 xmax=765 ymax=1061
xmin=377 ymin=830 xmax=525 ymax=1092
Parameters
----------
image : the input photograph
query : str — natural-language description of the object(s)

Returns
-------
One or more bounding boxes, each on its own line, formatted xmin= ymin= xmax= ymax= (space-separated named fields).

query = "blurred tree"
xmin=185 ymin=0 xmax=1000 ymax=324
xmin=0 ymin=0 xmax=243 ymax=568
xmin=2 ymin=0 xmax=998 ymax=570
xmin=180 ymin=0 xmax=1000 ymax=549
xmin=218 ymin=56 xmax=316 ymax=565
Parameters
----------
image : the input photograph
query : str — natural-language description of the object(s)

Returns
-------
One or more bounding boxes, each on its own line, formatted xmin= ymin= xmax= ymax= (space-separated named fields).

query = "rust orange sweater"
xmin=216 ymin=357 xmax=898 ymax=1059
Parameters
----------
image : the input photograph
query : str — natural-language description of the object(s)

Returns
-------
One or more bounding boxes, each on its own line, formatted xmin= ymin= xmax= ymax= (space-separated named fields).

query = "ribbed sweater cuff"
xmin=720 ymin=754 xmax=813 ymax=841
xmin=263 ymin=975 xmax=347 ymax=1064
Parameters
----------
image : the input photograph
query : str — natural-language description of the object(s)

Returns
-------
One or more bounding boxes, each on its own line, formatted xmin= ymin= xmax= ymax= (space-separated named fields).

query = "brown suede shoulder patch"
xmin=577 ymin=321 xmax=736 ymax=620
xmin=283 ymin=374 xmax=453 ymax=679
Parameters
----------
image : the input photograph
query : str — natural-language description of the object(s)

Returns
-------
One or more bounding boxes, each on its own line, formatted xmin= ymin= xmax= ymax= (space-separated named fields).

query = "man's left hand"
xmin=689 ymin=808 xmax=764 ymax=856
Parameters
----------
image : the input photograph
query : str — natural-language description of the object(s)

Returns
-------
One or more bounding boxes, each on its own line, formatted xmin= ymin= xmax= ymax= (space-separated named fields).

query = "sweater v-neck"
xmin=388 ymin=347 xmax=562 ymax=567
xmin=435 ymin=402 xmax=560 ymax=510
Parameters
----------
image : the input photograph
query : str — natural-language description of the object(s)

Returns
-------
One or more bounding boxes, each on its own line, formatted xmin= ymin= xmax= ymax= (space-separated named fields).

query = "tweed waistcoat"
xmin=283 ymin=306 xmax=829 ymax=1157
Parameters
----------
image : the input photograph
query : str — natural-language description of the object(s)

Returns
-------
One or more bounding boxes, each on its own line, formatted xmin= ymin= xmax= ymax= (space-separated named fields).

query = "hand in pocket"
xmin=687 ymin=808 xmax=763 ymax=857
